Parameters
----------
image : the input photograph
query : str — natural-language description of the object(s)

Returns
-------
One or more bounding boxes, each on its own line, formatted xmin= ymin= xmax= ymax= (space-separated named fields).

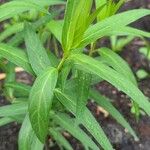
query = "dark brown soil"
xmin=0 ymin=0 xmax=150 ymax=150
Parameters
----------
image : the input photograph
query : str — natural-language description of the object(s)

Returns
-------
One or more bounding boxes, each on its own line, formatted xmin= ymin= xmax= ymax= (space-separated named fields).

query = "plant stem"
xmin=89 ymin=42 xmax=96 ymax=56
xmin=57 ymin=55 xmax=67 ymax=71
xmin=45 ymin=136 xmax=49 ymax=150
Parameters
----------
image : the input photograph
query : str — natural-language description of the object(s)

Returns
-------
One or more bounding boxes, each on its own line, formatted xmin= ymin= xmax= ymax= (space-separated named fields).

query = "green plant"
xmin=136 ymin=39 xmax=150 ymax=80
xmin=95 ymin=0 xmax=141 ymax=119
xmin=95 ymin=0 xmax=134 ymax=50
xmin=0 ymin=0 xmax=150 ymax=150
xmin=110 ymin=35 xmax=134 ymax=51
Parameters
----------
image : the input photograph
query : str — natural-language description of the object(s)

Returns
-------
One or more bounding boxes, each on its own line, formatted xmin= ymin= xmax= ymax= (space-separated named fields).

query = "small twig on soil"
xmin=96 ymin=106 xmax=109 ymax=118
xmin=63 ymin=132 xmax=70 ymax=138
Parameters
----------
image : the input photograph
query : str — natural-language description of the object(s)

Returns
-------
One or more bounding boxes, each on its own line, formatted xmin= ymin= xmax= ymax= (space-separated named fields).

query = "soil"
xmin=0 ymin=0 xmax=150 ymax=150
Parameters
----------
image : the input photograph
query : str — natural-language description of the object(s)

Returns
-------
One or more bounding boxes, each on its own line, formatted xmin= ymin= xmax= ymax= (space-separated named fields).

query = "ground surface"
xmin=0 ymin=0 xmax=150 ymax=150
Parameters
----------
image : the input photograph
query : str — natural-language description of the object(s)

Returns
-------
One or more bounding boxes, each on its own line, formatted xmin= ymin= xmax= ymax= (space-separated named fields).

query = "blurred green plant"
xmin=0 ymin=0 xmax=150 ymax=150
xmin=136 ymin=39 xmax=150 ymax=80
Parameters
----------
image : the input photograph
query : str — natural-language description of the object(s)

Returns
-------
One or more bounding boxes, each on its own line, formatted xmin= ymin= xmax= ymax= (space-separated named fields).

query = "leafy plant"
xmin=0 ymin=0 xmax=150 ymax=150
xmin=95 ymin=0 xmax=142 ymax=119
xmin=110 ymin=35 xmax=134 ymax=51
xmin=136 ymin=39 xmax=150 ymax=80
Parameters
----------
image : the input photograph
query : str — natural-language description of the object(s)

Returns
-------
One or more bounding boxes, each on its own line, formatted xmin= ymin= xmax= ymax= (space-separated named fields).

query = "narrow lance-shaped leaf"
xmin=0 ymin=0 xmax=65 ymax=22
xmin=0 ymin=102 xmax=27 ymax=118
xmin=0 ymin=43 xmax=34 ymax=74
xmin=9 ymin=14 xmax=56 ymax=47
xmin=4 ymin=63 xmax=15 ymax=100
xmin=98 ymin=48 xmax=140 ymax=118
xmin=54 ymin=89 xmax=114 ymax=150
xmin=0 ymin=1 xmax=47 ymax=22
xmin=80 ymin=9 xmax=150 ymax=47
xmin=0 ymin=117 xmax=15 ymax=127
xmin=22 ymin=0 xmax=65 ymax=5
xmin=101 ymin=26 xmax=150 ymax=39
xmin=0 ymin=24 xmax=17 ymax=103
xmin=86 ymin=4 xmax=106 ymax=28
xmin=114 ymin=0 xmax=125 ymax=14
xmin=29 ymin=67 xmax=58 ymax=142
xmin=0 ymin=23 xmax=24 ymax=42
xmin=98 ymin=47 xmax=137 ymax=84
xmin=47 ymin=51 xmax=59 ymax=67
xmin=19 ymin=115 xmax=44 ymax=150
xmin=65 ymin=78 xmax=138 ymax=133
xmin=5 ymin=82 xmax=31 ymax=97
xmin=90 ymin=88 xmax=138 ymax=141
xmin=58 ymin=61 xmax=73 ymax=91
xmin=95 ymin=0 xmax=107 ymax=20
xmin=49 ymin=128 xmax=73 ymax=150
xmin=62 ymin=0 xmax=92 ymax=52
xmin=95 ymin=0 xmax=106 ymax=7
xmin=111 ymin=36 xmax=134 ymax=51
xmin=69 ymin=54 xmax=150 ymax=115
xmin=76 ymin=71 xmax=91 ymax=119
xmin=71 ymin=0 xmax=93 ymax=48
xmin=62 ymin=0 xmax=78 ymax=51
xmin=51 ymin=112 xmax=99 ymax=150
xmin=47 ymin=20 xmax=63 ymax=44
xmin=24 ymin=23 xmax=51 ymax=75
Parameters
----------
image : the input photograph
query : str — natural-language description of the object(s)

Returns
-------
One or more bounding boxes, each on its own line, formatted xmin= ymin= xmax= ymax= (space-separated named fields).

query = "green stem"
xmin=89 ymin=42 xmax=96 ymax=56
xmin=57 ymin=55 xmax=67 ymax=71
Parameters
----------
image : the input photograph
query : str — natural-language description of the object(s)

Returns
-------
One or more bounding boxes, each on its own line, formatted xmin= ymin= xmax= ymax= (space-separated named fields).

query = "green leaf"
xmin=62 ymin=0 xmax=92 ymax=52
xmin=98 ymin=47 xmax=140 ymax=118
xmin=0 ymin=23 xmax=24 ymax=42
xmin=25 ymin=23 xmax=51 ymax=75
xmin=49 ymin=128 xmax=73 ymax=150
xmin=139 ymin=47 xmax=150 ymax=60
xmin=4 ymin=63 xmax=15 ymax=101
xmin=76 ymin=71 xmax=91 ymax=119
xmin=13 ymin=98 xmax=28 ymax=103
xmin=96 ymin=0 xmax=125 ymax=21
xmin=95 ymin=0 xmax=108 ymax=21
xmin=81 ymin=107 xmax=113 ymax=150
xmin=58 ymin=61 xmax=72 ymax=91
xmin=19 ymin=115 xmax=44 ymax=150
xmin=0 ymin=1 xmax=45 ymax=22
xmin=136 ymin=69 xmax=149 ymax=79
xmin=0 ymin=0 xmax=65 ymax=22
xmin=69 ymin=54 xmax=150 ymax=115
xmin=71 ymin=1 xmax=93 ymax=49
xmin=29 ymin=67 xmax=58 ymax=142
xmin=98 ymin=47 xmax=136 ymax=84
xmin=90 ymin=88 xmax=139 ymax=141
xmin=9 ymin=14 xmax=55 ymax=47
xmin=0 ymin=43 xmax=34 ymax=74
xmin=54 ymin=89 xmax=113 ymax=150
xmin=111 ymin=36 xmax=134 ymax=51
xmin=86 ymin=4 xmax=106 ymax=27
xmin=95 ymin=0 xmax=106 ymax=7
xmin=47 ymin=20 xmax=63 ymax=44
xmin=47 ymin=51 xmax=59 ymax=67
xmin=114 ymin=0 xmax=125 ymax=13
xmin=80 ymin=9 xmax=150 ymax=47
xmin=0 ymin=117 xmax=15 ymax=127
xmin=0 ymin=102 xmax=27 ymax=117
xmin=52 ymin=112 xmax=99 ymax=150
xmin=106 ymin=26 xmax=150 ymax=38
xmin=62 ymin=0 xmax=78 ymax=51
xmin=20 ymin=0 xmax=65 ymax=6
xmin=5 ymin=82 xmax=31 ymax=97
